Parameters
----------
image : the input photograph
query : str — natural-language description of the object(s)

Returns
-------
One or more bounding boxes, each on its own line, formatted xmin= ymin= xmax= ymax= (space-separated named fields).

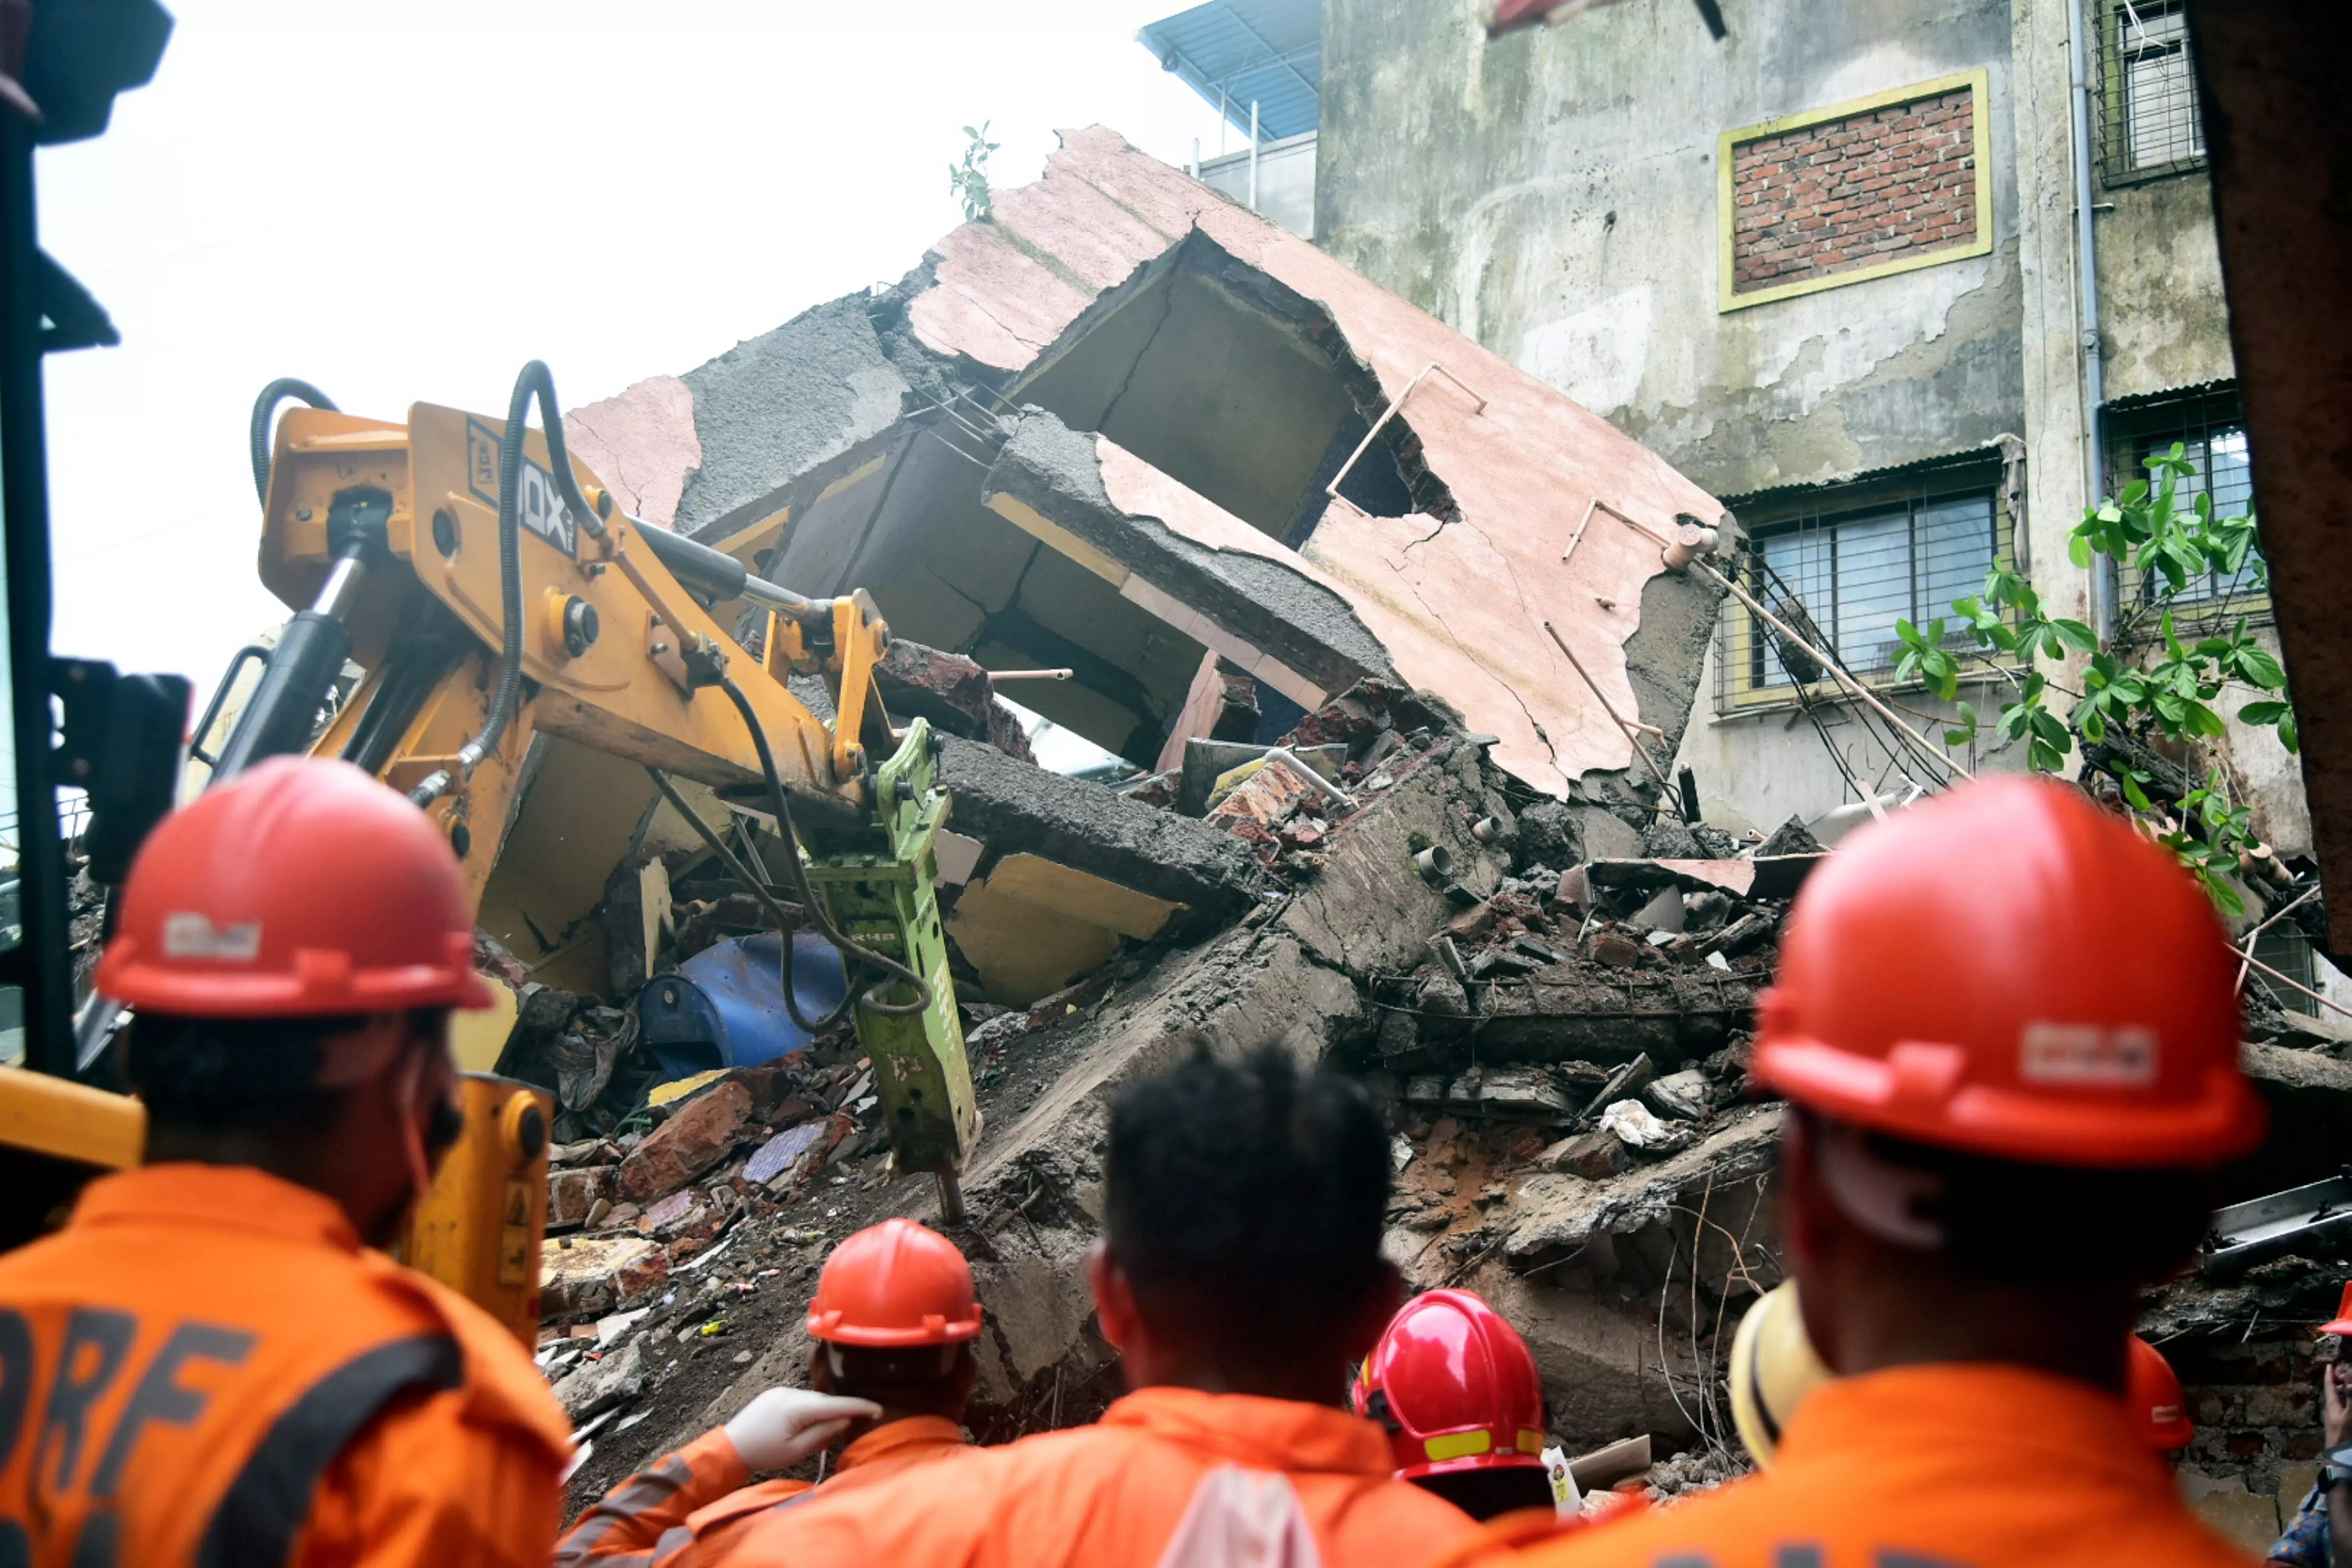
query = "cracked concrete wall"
xmin=2096 ymin=174 xmax=2237 ymax=401
xmin=564 ymin=376 xmax=698 ymax=530
xmin=1319 ymin=0 xmax=2025 ymax=500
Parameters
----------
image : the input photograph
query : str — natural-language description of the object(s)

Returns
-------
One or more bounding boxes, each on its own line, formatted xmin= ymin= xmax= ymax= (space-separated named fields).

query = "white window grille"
xmin=2097 ymin=0 xmax=2208 ymax=183
xmin=1719 ymin=472 xmax=2005 ymax=703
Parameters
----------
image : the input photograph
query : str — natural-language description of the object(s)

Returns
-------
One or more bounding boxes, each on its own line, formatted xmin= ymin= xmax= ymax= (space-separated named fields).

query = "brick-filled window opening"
xmin=1726 ymin=79 xmax=1983 ymax=304
xmin=2105 ymin=389 xmax=2263 ymax=615
xmin=1720 ymin=473 xmax=2006 ymax=702
xmin=2094 ymin=0 xmax=2206 ymax=183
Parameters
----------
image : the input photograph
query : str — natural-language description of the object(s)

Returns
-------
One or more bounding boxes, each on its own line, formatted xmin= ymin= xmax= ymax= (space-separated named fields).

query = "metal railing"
xmin=2092 ymin=0 xmax=2207 ymax=185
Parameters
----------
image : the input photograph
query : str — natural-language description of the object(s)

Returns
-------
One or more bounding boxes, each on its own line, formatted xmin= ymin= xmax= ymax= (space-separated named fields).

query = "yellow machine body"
xmin=399 ymin=1073 xmax=554 ymax=1345
xmin=2 ymin=386 xmax=977 ymax=1321
xmin=0 ymin=1066 xmax=147 ymax=1250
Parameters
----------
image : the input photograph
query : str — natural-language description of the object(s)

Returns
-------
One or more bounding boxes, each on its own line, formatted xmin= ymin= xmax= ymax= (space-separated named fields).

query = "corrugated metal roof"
xmin=1136 ymin=0 xmax=1320 ymax=142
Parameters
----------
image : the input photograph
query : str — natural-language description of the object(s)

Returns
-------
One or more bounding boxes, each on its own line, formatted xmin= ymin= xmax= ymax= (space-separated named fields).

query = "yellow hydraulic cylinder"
xmin=400 ymin=1073 xmax=553 ymax=1345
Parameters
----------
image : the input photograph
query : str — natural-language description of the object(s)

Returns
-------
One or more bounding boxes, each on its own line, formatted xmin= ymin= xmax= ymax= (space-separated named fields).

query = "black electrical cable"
xmin=248 ymin=378 xmax=338 ymax=506
xmin=716 ymin=675 xmax=933 ymax=1018
xmin=644 ymin=766 xmax=858 ymax=1035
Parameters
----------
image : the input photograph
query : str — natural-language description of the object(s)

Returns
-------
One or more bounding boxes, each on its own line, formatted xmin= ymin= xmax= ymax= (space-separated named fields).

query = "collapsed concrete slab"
xmin=569 ymin=126 xmax=1730 ymax=803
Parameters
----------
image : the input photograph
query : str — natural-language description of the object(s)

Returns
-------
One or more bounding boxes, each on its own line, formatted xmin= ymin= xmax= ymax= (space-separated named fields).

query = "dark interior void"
xmin=1010 ymin=241 xmax=1419 ymax=541
xmin=772 ymin=432 xmax=1208 ymax=765
xmin=765 ymin=239 xmax=1421 ymax=768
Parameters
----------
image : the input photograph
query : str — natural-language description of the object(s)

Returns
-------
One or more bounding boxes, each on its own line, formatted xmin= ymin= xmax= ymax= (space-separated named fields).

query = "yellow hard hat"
xmin=1727 ymin=1280 xmax=1832 ymax=1469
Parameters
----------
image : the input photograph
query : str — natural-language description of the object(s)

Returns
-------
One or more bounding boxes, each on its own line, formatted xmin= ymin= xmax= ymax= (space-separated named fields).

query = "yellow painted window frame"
xmin=1721 ymin=476 xmax=2018 ymax=712
xmin=1718 ymin=68 xmax=1994 ymax=313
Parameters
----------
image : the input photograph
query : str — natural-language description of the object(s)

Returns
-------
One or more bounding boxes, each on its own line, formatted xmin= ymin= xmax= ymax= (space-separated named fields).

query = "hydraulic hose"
xmin=644 ymin=766 xmax=856 ymax=1035
xmin=717 ymin=675 xmax=932 ymax=1019
xmin=412 ymin=360 xmax=608 ymax=808
xmin=248 ymin=378 xmax=338 ymax=506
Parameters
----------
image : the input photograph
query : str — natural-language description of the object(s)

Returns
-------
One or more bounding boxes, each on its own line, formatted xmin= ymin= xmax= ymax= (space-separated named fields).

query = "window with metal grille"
xmin=1718 ymin=468 xmax=2009 ymax=705
xmin=2249 ymin=924 xmax=2326 ymax=1019
xmin=2093 ymin=0 xmax=2207 ymax=184
xmin=2105 ymin=387 xmax=2264 ymax=620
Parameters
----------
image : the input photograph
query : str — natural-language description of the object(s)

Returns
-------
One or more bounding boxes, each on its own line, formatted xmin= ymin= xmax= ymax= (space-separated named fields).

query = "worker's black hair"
xmin=815 ymin=1341 xmax=977 ymax=1422
xmin=1410 ymin=1466 xmax=1559 ymax=1524
xmin=1103 ymin=1043 xmax=1391 ymax=1370
xmin=1838 ymin=1114 xmax=2212 ymax=1286
xmin=126 ymin=1008 xmax=451 ymax=1136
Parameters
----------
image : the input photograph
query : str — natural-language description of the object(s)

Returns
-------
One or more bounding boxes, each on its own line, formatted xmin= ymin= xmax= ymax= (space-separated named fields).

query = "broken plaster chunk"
xmin=1591 ymin=931 xmax=1644 ymax=968
xmin=550 ymin=1337 xmax=648 ymax=1422
xmin=539 ymin=1234 xmax=669 ymax=1320
xmin=548 ymin=1164 xmax=617 ymax=1231
xmin=1644 ymin=1069 xmax=1713 ymax=1122
xmin=1454 ymin=1066 xmax=1574 ymax=1122
xmin=1581 ymin=1054 xmax=1655 ymax=1122
xmin=617 ymin=1081 xmax=754 ymax=1204
xmin=1539 ymin=1127 xmax=1634 ymax=1180
xmin=1597 ymin=1099 xmax=1695 ymax=1153
xmin=1405 ymin=1075 xmax=1446 ymax=1106
xmin=1631 ymin=886 xmax=1685 ymax=932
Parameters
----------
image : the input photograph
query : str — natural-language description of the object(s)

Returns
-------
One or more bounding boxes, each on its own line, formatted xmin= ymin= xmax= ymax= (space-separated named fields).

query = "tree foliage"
xmin=948 ymin=122 xmax=1000 ymax=222
xmin=1896 ymin=443 xmax=2294 ymax=912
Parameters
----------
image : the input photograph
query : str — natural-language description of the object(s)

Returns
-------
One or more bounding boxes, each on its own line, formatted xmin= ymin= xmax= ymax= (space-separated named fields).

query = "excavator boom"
xmin=174 ymin=371 xmax=982 ymax=1310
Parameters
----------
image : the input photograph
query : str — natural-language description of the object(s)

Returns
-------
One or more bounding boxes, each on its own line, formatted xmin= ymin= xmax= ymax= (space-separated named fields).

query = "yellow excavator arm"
xmin=4 ymin=364 xmax=979 ymax=1341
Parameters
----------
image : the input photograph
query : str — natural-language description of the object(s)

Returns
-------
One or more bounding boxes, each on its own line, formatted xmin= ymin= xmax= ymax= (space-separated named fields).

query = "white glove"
xmin=722 ymin=1388 xmax=883 ymax=1472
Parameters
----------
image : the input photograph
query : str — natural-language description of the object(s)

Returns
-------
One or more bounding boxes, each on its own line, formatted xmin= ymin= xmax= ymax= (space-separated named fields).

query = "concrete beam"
xmin=983 ymin=411 xmax=1391 ymax=710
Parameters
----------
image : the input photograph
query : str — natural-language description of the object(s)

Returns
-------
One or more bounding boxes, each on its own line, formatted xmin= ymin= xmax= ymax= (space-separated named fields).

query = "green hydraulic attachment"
xmin=799 ymin=718 xmax=980 ymax=1220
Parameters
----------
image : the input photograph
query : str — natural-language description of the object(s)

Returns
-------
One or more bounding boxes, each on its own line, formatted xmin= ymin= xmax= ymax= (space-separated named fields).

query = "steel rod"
xmin=1690 ymin=557 xmax=1972 ymax=785
xmin=1541 ymin=619 xmax=1673 ymax=790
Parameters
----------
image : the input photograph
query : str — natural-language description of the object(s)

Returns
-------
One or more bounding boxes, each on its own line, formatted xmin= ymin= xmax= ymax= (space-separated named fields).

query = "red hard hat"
xmin=2127 ymin=1334 xmax=2193 ymax=1451
xmin=1352 ymin=1289 xmax=1546 ymax=1479
xmin=1753 ymin=776 xmax=2263 ymax=1169
xmin=96 ymin=757 xmax=492 ymax=1017
xmin=806 ymin=1219 xmax=981 ymax=1347
xmin=2321 ymin=1282 xmax=2352 ymax=1337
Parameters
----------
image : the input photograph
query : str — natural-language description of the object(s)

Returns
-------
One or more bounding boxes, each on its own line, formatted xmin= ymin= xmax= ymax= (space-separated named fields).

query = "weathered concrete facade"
xmin=1320 ymin=0 xmax=2027 ymax=499
xmin=1315 ymin=0 xmax=2314 ymax=900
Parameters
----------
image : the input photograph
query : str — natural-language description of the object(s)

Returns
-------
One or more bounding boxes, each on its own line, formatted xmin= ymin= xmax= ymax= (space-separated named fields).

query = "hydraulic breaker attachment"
xmin=797 ymin=718 xmax=980 ymax=1221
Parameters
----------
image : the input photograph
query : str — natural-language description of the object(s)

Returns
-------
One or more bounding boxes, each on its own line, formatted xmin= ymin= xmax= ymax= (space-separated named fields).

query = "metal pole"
xmin=1218 ymin=85 xmax=1227 ymax=156
xmin=1249 ymin=101 xmax=1261 ymax=211
xmin=1191 ymin=137 xmax=1200 ymax=179
xmin=0 ymin=115 xmax=78 ymax=1075
xmin=2068 ymin=0 xmax=2112 ymax=642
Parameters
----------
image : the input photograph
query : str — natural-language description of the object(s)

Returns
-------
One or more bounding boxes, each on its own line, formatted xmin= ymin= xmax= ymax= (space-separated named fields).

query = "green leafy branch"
xmin=948 ymin=122 xmax=1001 ymax=223
xmin=1894 ymin=442 xmax=2294 ymax=912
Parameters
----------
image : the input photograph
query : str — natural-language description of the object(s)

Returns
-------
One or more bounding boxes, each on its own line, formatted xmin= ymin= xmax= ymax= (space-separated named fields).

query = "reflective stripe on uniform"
xmin=196 ymin=1334 xmax=461 ymax=1568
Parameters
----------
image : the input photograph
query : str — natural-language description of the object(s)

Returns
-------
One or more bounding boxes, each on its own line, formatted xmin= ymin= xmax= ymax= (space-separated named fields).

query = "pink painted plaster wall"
xmin=914 ymin=129 xmax=1724 ymax=794
xmin=564 ymin=374 xmax=700 ymax=531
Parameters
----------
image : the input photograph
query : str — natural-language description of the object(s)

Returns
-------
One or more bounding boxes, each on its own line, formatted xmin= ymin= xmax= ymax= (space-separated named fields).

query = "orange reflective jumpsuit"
xmin=556 ymin=1413 xmax=972 ymax=1568
xmin=1488 ymin=1364 xmax=2257 ymax=1568
xmin=727 ymin=1386 xmax=1486 ymax=1568
xmin=0 ymin=1164 xmax=571 ymax=1568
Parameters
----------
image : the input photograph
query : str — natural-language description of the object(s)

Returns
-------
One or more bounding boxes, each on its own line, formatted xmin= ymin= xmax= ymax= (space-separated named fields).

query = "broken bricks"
xmin=540 ymin=1235 xmax=669 ymax=1319
xmin=617 ymin=1080 xmax=754 ymax=1204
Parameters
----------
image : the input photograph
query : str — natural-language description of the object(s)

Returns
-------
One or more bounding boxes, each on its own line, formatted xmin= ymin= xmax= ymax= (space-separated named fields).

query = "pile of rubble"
xmin=439 ymin=128 xmax=2352 ymax=1536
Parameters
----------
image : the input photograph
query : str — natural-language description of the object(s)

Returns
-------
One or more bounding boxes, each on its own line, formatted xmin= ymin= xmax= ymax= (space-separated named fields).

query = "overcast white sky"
xmin=31 ymin=0 xmax=1229 ymax=701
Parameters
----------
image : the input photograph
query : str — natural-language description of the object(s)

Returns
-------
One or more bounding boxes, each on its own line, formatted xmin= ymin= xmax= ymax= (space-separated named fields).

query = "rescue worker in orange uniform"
xmin=558 ymin=1218 xmax=986 ymax=1566
xmin=1353 ymin=1289 xmax=1558 ymax=1523
xmin=727 ymin=1046 xmax=1488 ymax=1568
xmin=1733 ymin=1279 xmax=2199 ymax=1466
xmin=2130 ymin=1334 xmax=2195 ymax=1459
xmin=1496 ymin=777 xmax=2268 ymax=1568
xmin=0 ymin=758 xmax=573 ymax=1568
